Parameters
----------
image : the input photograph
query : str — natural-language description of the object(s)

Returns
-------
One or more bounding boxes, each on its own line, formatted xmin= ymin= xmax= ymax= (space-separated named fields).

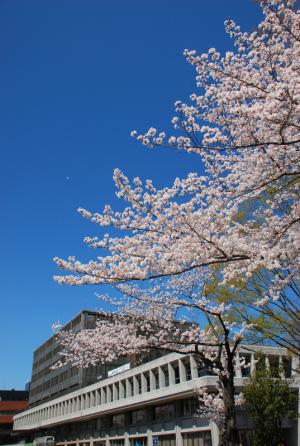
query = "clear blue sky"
xmin=0 ymin=0 xmax=261 ymax=389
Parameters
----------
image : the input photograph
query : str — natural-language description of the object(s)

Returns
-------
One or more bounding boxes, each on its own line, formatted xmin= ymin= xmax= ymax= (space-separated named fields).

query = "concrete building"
xmin=0 ymin=390 xmax=29 ymax=444
xmin=14 ymin=345 xmax=300 ymax=446
xmin=29 ymin=311 xmax=127 ymax=408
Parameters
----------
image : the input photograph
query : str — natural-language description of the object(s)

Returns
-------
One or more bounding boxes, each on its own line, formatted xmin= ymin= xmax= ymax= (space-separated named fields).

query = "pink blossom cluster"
xmin=54 ymin=0 xmax=299 ymax=305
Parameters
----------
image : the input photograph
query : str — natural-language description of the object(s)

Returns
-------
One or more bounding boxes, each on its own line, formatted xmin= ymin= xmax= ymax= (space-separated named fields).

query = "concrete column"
xmin=149 ymin=370 xmax=156 ymax=391
xmin=147 ymin=429 xmax=152 ymax=446
xmin=168 ymin=363 xmax=176 ymax=385
xmin=90 ymin=391 xmax=95 ymax=407
xmin=124 ymin=433 xmax=130 ymax=446
xmin=105 ymin=435 xmax=110 ymax=446
xmin=278 ymin=355 xmax=286 ymax=378
xmin=250 ymin=353 xmax=256 ymax=375
xmin=292 ymin=355 xmax=299 ymax=376
xmin=235 ymin=352 xmax=242 ymax=379
xmin=126 ymin=378 xmax=132 ymax=397
xmin=95 ymin=389 xmax=101 ymax=405
xmin=178 ymin=359 xmax=186 ymax=382
xmin=119 ymin=381 xmax=125 ymax=399
xmin=158 ymin=366 xmax=165 ymax=388
xmin=175 ymin=425 xmax=182 ymax=446
xmin=101 ymin=387 xmax=106 ymax=404
xmin=86 ymin=392 xmax=91 ymax=408
xmin=107 ymin=385 xmax=112 ymax=402
xmin=133 ymin=375 xmax=139 ymax=395
xmin=190 ymin=355 xmax=198 ymax=380
xmin=265 ymin=355 xmax=270 ymax=370
xmin=210 ymin=420 xmax=220 ymax=446
xmin=141 ymin=372 xmax=147 ymax=393
xmin=113 ymin=383 xmax=118 ymax=401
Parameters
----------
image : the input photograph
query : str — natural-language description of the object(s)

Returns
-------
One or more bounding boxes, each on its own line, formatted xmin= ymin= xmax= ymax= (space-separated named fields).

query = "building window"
xmin=130 ymin=437 xmax=147 ymax=446
xmin=110 ymin=440 xmax=124 ymax=446
xmin=157 ymin=435 xmax=176 ymax=446
xmin=131 ymin=408 xmax=147 ymax=424
xmin=154 ymin=403 xmax=175 ymax=420
xmin=268 ymin=355 xmax=279 ymax=376
xmin=182 ymin=432 xmax=212 ymax=446
xmin=112 ymin=413 xmax=125 ymax=428
xmin=241 ymin=354 xmax=251 ymax=377
xmin=144 ymin=373 xmax=150 ymax=391
xmin=174 ymin=365 xmax=180 ymax=383
xmin=185 ymin=362 xmax=192 ymax=380
xmin=283 ymin=357 xmax=292 ymax=378
xmin=182 ymin=397 xmax=198 ymax=417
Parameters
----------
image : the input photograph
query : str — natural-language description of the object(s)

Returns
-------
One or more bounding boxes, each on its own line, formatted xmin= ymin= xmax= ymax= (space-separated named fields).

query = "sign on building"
xmin=152 ymin=436 xmax=158 ymax=446
xmin=107 ymin=363 xmax=131 ymax=377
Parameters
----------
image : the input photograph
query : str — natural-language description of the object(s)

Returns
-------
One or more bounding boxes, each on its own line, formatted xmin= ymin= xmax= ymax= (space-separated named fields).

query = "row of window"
xmin=30 ymin=357 xmax=191 ymax=407
xmin=18 ymin=353 xmax=293 ymax=428
xmin=32 ymin=345 xmax=62 ymax=371
xmin=57 ymin=398 xmax=198 ymax=436
xmin=30 ymin=368 xmax=78 ymax=398
xmin=106 ymin=434 xmax=212 ymax=446
xmin=240 ymin=354 xmax=292 ymax=378
xmin=32 ymin=319 xmax=102 ymax=373
xmin=0 ymin=410 xmax=23 ymax=415
xmin=30 ymin=363 xmax=113 ymax=403
xmin=92 ymin=432 xmax=212 ymax=446
xmin=33 ymin=313 xmax=98 ymax=363
xmin=16 ymin=358 xmax=196 ymax=429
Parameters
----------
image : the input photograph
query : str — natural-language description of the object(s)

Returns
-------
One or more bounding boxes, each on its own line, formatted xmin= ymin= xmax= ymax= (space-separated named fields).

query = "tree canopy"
xmin=53 ymin=1 xmax=300 ymax=445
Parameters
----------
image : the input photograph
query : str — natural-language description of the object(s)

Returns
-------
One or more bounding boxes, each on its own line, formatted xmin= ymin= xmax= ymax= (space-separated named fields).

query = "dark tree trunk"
xmin=218 ymin=368 xmax=239 ymax=446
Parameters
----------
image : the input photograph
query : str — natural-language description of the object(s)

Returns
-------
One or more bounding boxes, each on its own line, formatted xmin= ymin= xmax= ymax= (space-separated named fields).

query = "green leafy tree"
xmin=243 ymin=356 xmax=297 ymax=446
xmin=204 ymin=266 xmax=300 ymax=358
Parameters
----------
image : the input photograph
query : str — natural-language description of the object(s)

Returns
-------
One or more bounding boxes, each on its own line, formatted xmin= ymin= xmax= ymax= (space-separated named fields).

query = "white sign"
xmin=152 ymin=436 xmax=158 ymax=446
xmin=108 ymin=363 xmax=131 ymax=377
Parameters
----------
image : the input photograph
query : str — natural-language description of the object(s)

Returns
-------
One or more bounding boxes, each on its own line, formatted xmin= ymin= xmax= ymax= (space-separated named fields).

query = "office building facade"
xmin=29 ymin=311 xmax=126 ymax=408
xmin=0 ymin=390 xmax=29 ymax=444
xmin=14 ymin=346 xmax=300 ymax=446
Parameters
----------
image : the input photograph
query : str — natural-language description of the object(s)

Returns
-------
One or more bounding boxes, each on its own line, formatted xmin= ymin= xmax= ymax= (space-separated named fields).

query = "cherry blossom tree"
xmin=55 ymin=273 xmax=249 ymax=446
xmin=54 ymin=1 xmax=300 ymax=445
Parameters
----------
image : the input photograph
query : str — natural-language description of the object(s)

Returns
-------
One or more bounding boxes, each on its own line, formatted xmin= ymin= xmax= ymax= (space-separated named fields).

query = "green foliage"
xmin=204 ymin=265 xmax=300 ymax=354
xmin=243 ymin=355 xmax=297 ymax=446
